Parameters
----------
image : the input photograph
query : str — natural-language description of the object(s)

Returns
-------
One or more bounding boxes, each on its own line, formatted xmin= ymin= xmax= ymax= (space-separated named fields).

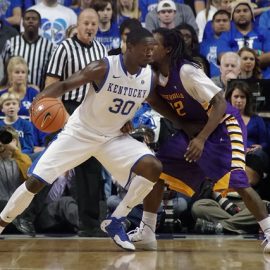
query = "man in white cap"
xmin=157 ymin=0 xmax=177 ymax=29
xmin=145 ymin=0 xmax=198 ymax=33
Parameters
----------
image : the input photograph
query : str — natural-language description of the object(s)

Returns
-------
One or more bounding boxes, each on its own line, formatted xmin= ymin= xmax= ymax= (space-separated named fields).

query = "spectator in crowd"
xmin=196 ymin=0 xmax=222 ymax=42
xmin=35 ymin=169 xmax=79 ymax=233
xmin=176 ymin=23 xmax=209 ymax=75
xmin=194 ymin=0 xmax=206 ymax=15
xmin=0 ymin=19 xmax=18 ymax=83
xmin=45 ymin=8 xmax=107 ymax=237
xmin=72 ymin=0 xmax=93 ymax=15
xmin=3 ymin=9 xmax=55 ymax=90
xmin=197 ymin=0 xmax=231 ymax=42
xmin=24 ymin=0 xmax=74 ymax=10
xmin=139 ymin=0 xmax=184 ymax=24
xmin=28 ymin=0 xmax=77 ymax=44
xmin=91 ymin=0 xmax=120 ymax=51
xmin=200 ymin=10 xmax=231 ymax=78
xmin=145 ymin=0 xmax=198 ymax=33
xmin=0 ymin=0 xmax=22 ymax=30
xmin=192 ymin=192 xmax=270 ymax=235
xmin=258 ymin=9 xmax=270 ymax=31
xmin=0 ymin=93 xmax=34 ymax=155
xmin=212 ymin=52 xmax=241 ymax=90
xmin=217 ymin=0 xmax=270 ymax=78
xmin=238 ymin=47 xmax=262 ymax=79
xmin=0 ymin=56 xmax=39 ymax=117
xmin=156 ymin=0 xmax=177 ymax=29
xmin=225 ymin=80 xmax=269 ymax=187
xmin=108 ymin=18 xmax=142 ymax=55
xmin=0 ymin=125 xmax=36 ymax=236
xmin=116 ymin=0 xmax=141 ymax=25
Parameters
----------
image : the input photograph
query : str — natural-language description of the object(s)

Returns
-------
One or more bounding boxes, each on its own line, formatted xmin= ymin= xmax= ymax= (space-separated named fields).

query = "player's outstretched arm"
xmin=36 ymin=59 xmax=108 ymax=100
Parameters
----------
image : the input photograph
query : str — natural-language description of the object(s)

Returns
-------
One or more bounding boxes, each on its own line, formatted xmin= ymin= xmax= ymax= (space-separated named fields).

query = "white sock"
xmin=141 ymin=211 xmax=157 ymax=232
xmin=0 ymin=226 xmax=5 ymax=234
xmin=259 ymin=217 xmax=270 ymax=233
xmin=0 ymin=182 xmax=35 ymax=223
xmin=112 ymin=176 xmax=155 ymax=219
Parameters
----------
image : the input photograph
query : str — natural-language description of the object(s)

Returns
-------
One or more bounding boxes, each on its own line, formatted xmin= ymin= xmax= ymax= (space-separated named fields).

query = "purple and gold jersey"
xmin=156 ymin=61 xmax=249 ymax=197
xmin=156 ymin=60 xmax=209 ymax=123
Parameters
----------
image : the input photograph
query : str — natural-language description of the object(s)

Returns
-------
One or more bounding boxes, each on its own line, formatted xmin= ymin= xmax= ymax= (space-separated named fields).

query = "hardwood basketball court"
xmin=0 ymin=234 xmax=268 ymax=269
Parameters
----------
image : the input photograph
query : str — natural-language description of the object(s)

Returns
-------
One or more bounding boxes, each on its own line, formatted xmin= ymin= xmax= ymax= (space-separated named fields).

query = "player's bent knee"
xmin=150 ymin=158 xmax=162 ymax=178
xmin=137 ymin=156 xmax=162 ymax=182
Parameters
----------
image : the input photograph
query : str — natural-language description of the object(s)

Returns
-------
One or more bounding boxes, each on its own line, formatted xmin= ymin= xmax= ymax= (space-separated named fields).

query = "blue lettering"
xmin=107 ymin=83 xmax=113 ymax=92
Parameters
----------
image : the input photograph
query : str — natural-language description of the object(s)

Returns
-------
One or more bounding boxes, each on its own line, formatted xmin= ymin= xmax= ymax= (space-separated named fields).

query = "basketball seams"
xmin=31 ymin=98 xmax=66 ymax=132
xmin=33 ymin=103 xmax=62 ymax=123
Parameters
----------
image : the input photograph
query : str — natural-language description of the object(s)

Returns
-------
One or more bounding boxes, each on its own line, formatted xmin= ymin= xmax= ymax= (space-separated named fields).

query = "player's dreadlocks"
xmin=153 ymin=28 xmax=195 ymax=67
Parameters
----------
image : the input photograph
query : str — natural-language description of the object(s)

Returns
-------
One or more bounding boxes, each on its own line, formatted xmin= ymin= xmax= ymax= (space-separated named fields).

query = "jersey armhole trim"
xmin=95 ymin=57 xmax=110 ymax=93
xmin=150 ymin=68 xmax=155 ymax=93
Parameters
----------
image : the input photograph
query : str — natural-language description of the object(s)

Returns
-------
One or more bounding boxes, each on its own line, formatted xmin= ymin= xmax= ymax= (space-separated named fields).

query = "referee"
xmin=3 ymin=10 xmax=55 ymax=90
xmin=45 ymin=8 xmax=107 ymax=237
xmin=46 ymin=9 xmax=107 ymax=113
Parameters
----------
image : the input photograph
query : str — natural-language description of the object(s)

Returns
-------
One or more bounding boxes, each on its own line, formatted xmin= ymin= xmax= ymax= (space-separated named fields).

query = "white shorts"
xmin=29 ymin=129 xmax=154 ymax=187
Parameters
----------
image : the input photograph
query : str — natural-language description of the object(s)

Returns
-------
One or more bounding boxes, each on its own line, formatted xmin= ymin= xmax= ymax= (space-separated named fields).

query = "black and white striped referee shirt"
xmin=46 ymin=35 xmax=107 ymax=104
xmin=3 ymin=35 xmax=55 ymax=89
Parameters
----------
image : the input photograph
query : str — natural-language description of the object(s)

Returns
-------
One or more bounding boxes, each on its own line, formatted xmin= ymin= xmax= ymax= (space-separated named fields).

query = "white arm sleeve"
xmin=180 ymin=64 xmax=223 ymax=103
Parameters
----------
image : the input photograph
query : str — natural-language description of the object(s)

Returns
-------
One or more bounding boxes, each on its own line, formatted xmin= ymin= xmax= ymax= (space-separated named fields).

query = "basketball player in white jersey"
xmin=0 ymin=27 xmax=182 ymax=251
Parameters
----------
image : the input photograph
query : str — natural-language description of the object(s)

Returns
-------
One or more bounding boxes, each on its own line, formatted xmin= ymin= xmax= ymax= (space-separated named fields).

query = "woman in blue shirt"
xmin=226 ymin=80 xmax=269 ymax=186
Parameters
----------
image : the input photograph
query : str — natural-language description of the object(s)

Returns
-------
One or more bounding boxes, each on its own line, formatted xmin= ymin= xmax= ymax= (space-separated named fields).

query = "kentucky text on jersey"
xmin=107 ymin=83 xmax=148 ymax=98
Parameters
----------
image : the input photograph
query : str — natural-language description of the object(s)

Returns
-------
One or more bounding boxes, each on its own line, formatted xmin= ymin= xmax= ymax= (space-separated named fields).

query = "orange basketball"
xmin=31 ymin=97 xmax=67 ymax=133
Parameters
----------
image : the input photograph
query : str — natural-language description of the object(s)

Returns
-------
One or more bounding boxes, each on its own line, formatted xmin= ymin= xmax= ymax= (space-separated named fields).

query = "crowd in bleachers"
xmin=0 ymin=0 xmax=270 ymax=236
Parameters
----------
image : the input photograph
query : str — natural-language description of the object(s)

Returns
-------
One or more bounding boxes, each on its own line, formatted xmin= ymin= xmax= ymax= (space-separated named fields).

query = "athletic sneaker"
xmin=128 ymin=223 xmax=157 ymax=250
xmin=101 ymin=216 xmax=135 ymax=251
xmin=263 ymin=231 xmax=270 ymax=253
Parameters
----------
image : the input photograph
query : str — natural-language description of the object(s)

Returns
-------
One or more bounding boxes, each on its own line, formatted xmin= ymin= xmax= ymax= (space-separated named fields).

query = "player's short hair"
xmin=126 ymin=27 xmax=153 ymax=45
xmin=212 ymin=9 xmax=230 ymax=21
xmin=119 ymin=18 xmax=142 ymax=36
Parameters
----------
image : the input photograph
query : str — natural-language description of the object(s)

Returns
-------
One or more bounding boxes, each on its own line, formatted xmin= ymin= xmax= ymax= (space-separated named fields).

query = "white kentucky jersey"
xmin=67 ymin=54 xmax=154 ymax=137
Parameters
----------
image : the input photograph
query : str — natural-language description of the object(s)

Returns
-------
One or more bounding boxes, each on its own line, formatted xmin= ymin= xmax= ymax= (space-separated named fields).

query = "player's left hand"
xmin=121 ymin=121 xmax=134 ymax=133
xmin=184 ymin=136 xmax=205 ymax=162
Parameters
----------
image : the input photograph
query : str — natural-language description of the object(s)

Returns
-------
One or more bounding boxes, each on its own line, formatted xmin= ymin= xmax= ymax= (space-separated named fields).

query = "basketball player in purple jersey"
xmin=129 ymin=28 xmax=270 ymax=252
